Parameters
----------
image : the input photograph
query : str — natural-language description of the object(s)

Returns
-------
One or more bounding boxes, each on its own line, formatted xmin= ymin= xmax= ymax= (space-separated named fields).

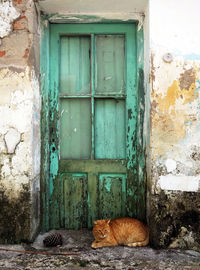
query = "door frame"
xmin=40 ymin=17 xmax=146 ymax=232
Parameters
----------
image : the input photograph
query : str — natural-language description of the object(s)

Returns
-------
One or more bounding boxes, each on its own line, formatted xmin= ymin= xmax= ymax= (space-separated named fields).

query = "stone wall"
xmin=0 ymin=0 xmax=40 ymax=243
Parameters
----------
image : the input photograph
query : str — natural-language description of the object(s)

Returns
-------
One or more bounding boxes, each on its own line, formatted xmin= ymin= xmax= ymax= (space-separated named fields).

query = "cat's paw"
xmin=91 ymin=241 xmax=98 ymax=249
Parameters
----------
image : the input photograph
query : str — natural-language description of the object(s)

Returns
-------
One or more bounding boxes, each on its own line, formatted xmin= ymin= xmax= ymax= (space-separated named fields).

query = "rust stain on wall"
xmin=181 ymin=82 xmax=197 ymax=104
xmin=158 ymin=68 xmax=198 ymax=113
xmin=150 ymin=53 xmax=155 ymax=94
xmin=151 ymin=111 xmax=186 ymax=156
xmin=179 ymin=68 xmax=196 ymax=90
xmin=163 ymin=80 xmax=179 ymax=113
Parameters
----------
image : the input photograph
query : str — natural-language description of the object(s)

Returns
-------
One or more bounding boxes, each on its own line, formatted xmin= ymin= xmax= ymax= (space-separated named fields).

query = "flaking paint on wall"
xmin=149 ymin=0 xmax=200 ymax=250
xmin=0 ymin=0 xmax=19 ymax=38
xmin=0 ymin=0 xmax=40 ymax=242
xmin=0 ymin=68 xmax=34 ymax=198
xmin=151 ymin=60 xmax=200 ymax=158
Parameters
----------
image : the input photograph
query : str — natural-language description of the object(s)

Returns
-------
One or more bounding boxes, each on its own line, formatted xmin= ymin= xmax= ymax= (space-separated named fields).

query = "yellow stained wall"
xmin=151 ymin=61 xmax=200 ymax=159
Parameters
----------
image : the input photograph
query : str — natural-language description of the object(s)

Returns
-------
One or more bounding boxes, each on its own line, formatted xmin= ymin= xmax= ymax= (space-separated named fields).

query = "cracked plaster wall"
xmin=0 ymin=0 xmax=40 ymax=242
xmin=149 ymin=0 xmax=200 ymax=251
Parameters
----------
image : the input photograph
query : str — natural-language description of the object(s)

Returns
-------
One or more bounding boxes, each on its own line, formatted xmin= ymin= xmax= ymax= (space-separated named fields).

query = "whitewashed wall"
xmin=149 ymin=0 xmax=200 ymax=193
xmin=149 ymin=0 xmax=200 ymax=250
xmin=0 ymin=0 xmax=40 ymax=242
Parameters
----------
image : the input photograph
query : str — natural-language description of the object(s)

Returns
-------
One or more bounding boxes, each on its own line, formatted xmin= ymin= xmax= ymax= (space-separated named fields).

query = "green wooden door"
xmin=49 ymin=23 xmax=141 ymax=229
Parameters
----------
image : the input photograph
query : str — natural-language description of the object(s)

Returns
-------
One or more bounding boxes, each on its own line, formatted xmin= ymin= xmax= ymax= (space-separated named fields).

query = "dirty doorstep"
xmin=0 ymin=229 xmax=200 ymax=270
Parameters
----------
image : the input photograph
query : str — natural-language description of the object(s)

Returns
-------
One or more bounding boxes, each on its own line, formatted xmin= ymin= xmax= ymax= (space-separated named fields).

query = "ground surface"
xmin=0 ymin=230 xmax=199 ymax=269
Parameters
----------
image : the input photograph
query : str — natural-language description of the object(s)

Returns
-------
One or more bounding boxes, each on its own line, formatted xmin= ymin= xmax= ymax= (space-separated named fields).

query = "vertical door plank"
xmin=99 ymin=174 xmax=126 ymax=219
xmin=49 ymin=176 xmax=63 ymax=229
xmin=63 ymin=173 xmax=88 ymax=229
xmin=87 ymin=172 xmax=98 ymax=228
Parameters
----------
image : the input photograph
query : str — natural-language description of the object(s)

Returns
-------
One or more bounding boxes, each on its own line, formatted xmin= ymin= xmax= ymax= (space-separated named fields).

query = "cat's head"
xmin=92 ymin=219 xmax=111 ymax=240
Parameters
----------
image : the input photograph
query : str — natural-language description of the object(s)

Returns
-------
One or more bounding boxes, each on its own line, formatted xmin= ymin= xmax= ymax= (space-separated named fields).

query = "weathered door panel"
xmin=63 ymin=173 xmax=88 ymax=230
xmin=99 ymin=174 xmax=126 ymax=219
xmin=49 ymin=24 xmax=141 ymax=230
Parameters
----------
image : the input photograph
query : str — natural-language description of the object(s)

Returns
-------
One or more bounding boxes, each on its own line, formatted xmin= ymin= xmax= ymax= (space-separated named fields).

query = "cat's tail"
xmin=128 ymin=228 xmax=149 ymax=247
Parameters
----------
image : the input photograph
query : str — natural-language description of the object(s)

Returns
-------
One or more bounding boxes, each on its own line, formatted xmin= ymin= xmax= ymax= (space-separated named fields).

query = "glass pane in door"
xmin=60 ymin=99 xmax=91 ymax=159
xmin=95 ymin=35 xmax=125 ymax=94
xmin=95 ymin=99 xmax=126 ymax=159
xmin=60 ymin=36 xmax=91 ymax=95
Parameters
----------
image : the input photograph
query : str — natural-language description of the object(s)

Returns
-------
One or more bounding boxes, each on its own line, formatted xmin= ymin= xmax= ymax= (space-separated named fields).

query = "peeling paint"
xmin=179 ymin=68 xmax=196 ymax=90
xmin=4 ymin=128 xmax=21 ymax=154
xmin=157 ymin=69 xmax=199 ymax=113
xmin=0 ymin=0 xmax=40 ymax=243
xmin=0 ymin=0 xmax=20 ymax=38
xmin=149 ymin=0 xmax=200 ymax=251
xmin=151 ymin=63 xmax=200 ymax=157
xmin=40 ymin=12 xmax=145 ymax=29
xmin=165 ymin=159 xmax=176 ymax=173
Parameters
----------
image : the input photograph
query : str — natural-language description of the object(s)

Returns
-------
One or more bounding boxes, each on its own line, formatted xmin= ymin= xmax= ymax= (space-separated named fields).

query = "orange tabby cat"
xmin=91 ymin=217 xmax=149 ymax=248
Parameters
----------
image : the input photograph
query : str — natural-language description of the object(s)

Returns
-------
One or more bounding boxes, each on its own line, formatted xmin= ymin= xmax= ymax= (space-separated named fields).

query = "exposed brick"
xmin=13 ymin=16 xmax=27 ymax=31
xmin=14 ymin=0 xmax=23 ymax=3
xmin=0 ymin=51 xmax=6 ymax=57
xmin=14 ymin=0 xmax=23 ymax=5
xmin=20 ymin=14 xmax=26 ymax=19
xmin=23 ymin=48 xmax=29 ymax=58
xmin=13 ymin=20 xmax=24 ymax=30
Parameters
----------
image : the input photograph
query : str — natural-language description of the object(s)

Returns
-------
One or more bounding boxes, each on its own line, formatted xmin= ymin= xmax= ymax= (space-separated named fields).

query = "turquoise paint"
xmin=91 ymin=34 xmax=95 ymax=159
xmin=41 ymin=21 xmax=146 ymax=229
xmin=99 ymin=174 xmax=127 ymax=219
xmin=40 ymin=17 xmax=50 ymax=231
xmin=128 ymin=25 xmax=146 ymax=220
xmin=49 ymin=152 xmax=58 ymax=196
xmin=196 ymin=80 xmax=200 ymax=94
xmin=127 ymin=190 xmax=134 ymax=196
xmin=105 ymin=178 xmax=112 ymax=192
xmin=95 ymin=99 xmax=126 ymax=159
xmin=60 ymin=36 xmax=91 ymax=94
xmin=170 ymin=49 xmax=200 ymax=60
xmin=95 ymin=35 xmax=125 ymax=93
xmin=60 ymin=99 xmax=91 ymax=159
xmin=184 ymin=54 xmax=200 ymax=60
xmin=126 ymin=25 xmax=137 ymax=171
xmin=43 ymin=13 xmax=139 ymax=24
xmin=184 ymin=121 xmax=193 ymax=126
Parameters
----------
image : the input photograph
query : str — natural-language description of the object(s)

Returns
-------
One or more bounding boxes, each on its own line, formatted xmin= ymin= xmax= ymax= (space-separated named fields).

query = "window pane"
xmin=95 ymin=99 xmax=126 ymax=159
xmin=60 ymin=99 xmax=91 ymax=159
xmin=60 ymin=36 xmax=91 ymax=95
xmin=95 ymin=35 xmax=125 ymax=94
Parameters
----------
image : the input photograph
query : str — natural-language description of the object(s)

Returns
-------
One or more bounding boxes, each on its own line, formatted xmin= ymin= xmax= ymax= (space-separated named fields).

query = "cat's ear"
xmin=93 ymin=220 xmax=98 ymax=225
xmin=105 ymin=218 xmax=111 ymax=224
